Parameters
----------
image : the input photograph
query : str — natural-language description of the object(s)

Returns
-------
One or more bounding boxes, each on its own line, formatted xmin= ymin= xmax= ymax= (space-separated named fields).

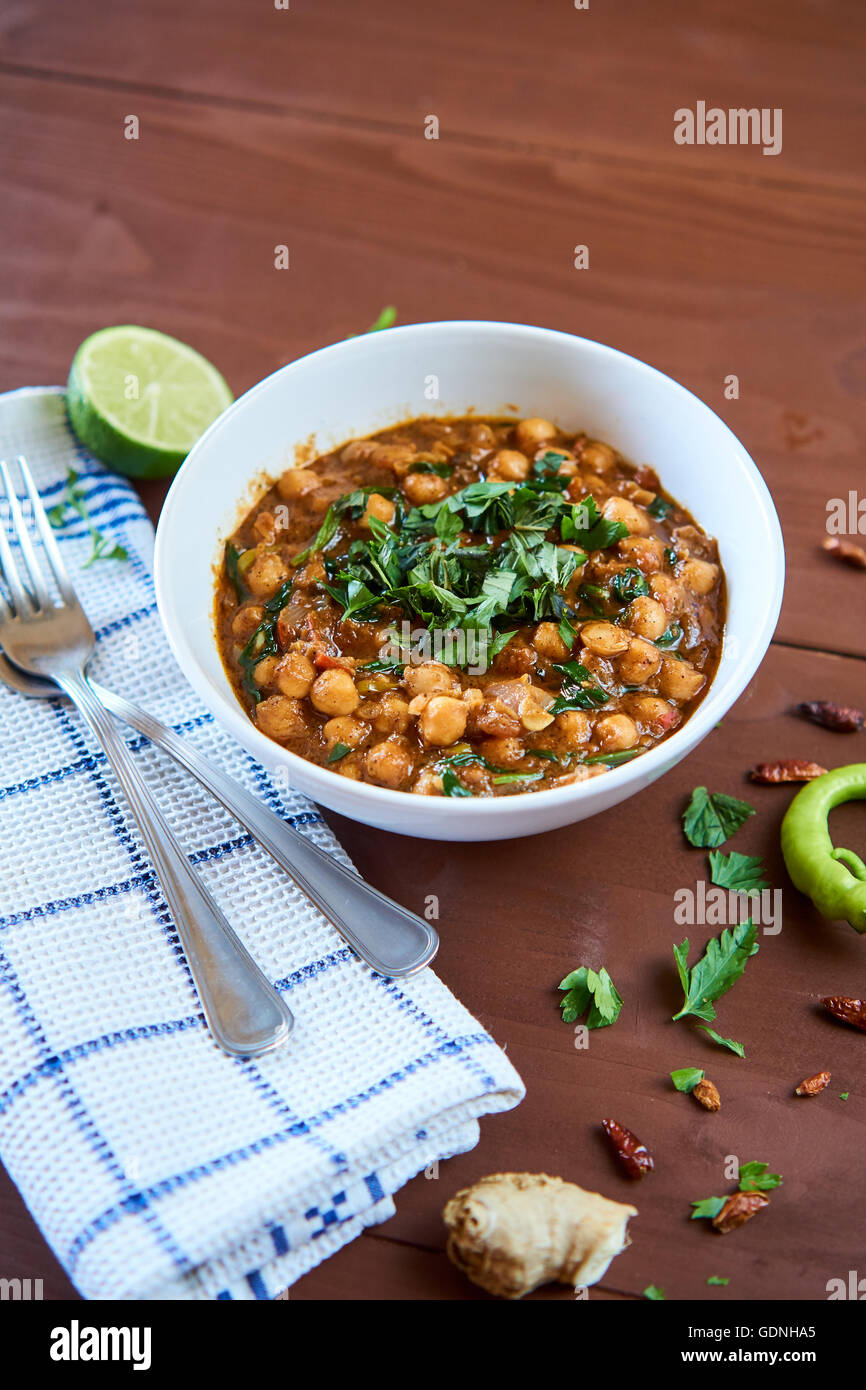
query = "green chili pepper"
xmin=780 ymin=764 xmax=866 ymax=933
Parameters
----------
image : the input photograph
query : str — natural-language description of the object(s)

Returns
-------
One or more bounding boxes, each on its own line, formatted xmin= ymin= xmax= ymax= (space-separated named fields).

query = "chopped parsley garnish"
xmin=549 ymin=660 xmax=607 ymax=715
xmin=708 ymin=850 xmax=769 ymax=896
xmin=682 ymin=787 xmax=756 ymax=848
xmin=643 ymin=1285 xmax=666 ymax=1301
xmin=707 ymin=1276 xmax=730 ymax=1286
xmin=672 ymin=921 xmax=759 ymax=1025
xmin=671 ymin=1067 xmax=705 ymax=1093
xmin=654 ymin=621 xmax=682 ymax=649
xmin=327 ymin=742 xmax=351 ymax=763
xmin=47 ymin=469 xmax=128 ymax=567
xmin=648 ymin=496 xmax=674 ymax=520
xmin=610 ymin=567 xmax=651 ymax=604
xmin=558 ymin=965 xmax=623 ymax=1029
xmin=408 ymin=460 xmax=454 ymax=476
xmin=584 ymin=748 xmax=642 ymax=767
xmin=238 ymin=577 xmax=294 ymax=703
xmin=363 ymin=305 xmax=397 ymax=333
xmin=359 ymin=658 xmax=406 ymax=675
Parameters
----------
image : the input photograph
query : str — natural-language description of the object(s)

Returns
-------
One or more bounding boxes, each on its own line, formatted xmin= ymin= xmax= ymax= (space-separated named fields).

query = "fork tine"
xmin=16 ymin=456 xmax=77 ymax=605
xmin=0 ymin=458 xmax=54 ymax=609
xmin=0 ymin=459 xmax=37 ymax=616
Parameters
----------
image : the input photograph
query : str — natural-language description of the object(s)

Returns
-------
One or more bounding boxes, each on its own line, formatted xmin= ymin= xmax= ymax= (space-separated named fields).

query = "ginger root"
xmin=443 ymin=1172 xmax=637 ymax=1299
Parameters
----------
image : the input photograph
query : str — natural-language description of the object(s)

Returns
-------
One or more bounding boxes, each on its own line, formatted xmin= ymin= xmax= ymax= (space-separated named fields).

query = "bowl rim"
xmin=154 ymin=319 xmax=785 ymax=820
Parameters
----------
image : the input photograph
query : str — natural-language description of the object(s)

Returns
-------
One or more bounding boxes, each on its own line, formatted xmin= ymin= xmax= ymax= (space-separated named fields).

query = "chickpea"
xmin=616 ymin=636 xmax=662 ymax=686
xmin=403 ymin=661 xmax=458 ymax=699
xmin=419 ymin=695 xmax=468 ymax=747
xmin=322 ymin=715 xmax=369 ymax=750
xmin=310 ymin=668 xmax=360 ymax=716
xmin=371 ymin=442 xmax=417 ymax=473
xmin=658 ymin=658 xmax=707 ymax=702
xmin=360 ymin=492 xmax=396 ymax=528
xmin=412 ymin=769 xmax=445 ymax=796
xmin=515 ymin=417 xmax=557 ymax=452
xmin=533 ymin=621 xmax=571 ymax=661
xmin=253 ymin=510 xmax=279 ymax=544
xmin=579 ymin=440 xmax=617 ymax=474
xmin=469 ymin=422 xmax=496 ymax=449
xmin=680 ymin=558 xmax=719 ymax=595
xmin=365 ymin=739 xmax=413 ymax=788
xmin=276 ymin=468 xmax=318 ymax=500
xmin=627 ymin=595 xmax=668 ymax=640
xmin=595 ymin=713 xmax=638 ymax=752
xmin=256 ymin=695 xmax=306 ymax=740
xmin=402 ymin=471 xmax=449 ymax=506
xmin=488 ymin=448 xmax=530 ymax=482
xmin=371 ymin=692 xmax=411 ymax=735
xmin=556 ymin=710 xmax=591 ymax=746
xmin=274 ymin=651 xmax=315 ymax=698
xmin=479 ymin=737 xmax=525 ymax=766
xmin=650 ymin=572 xmax=686 ymax=615
xmin=602 ymin=496 xmax=651 ymax=536
xmin=633 ymin=696 xmax=679 ymax=731
xmin=253 ymin=655 xmax=278 ymax=686
xmin=340 ymin=440 xmax=378 ymax=465
xmin=231 ymin=604 xmax=264 ymax=641
xmin=580 ymin=620 xmax=629 ymax=656
xmin=617 ymin=536 xmax=665 ymax=573
xmin=245 ymin=551 xmax=290 ymax=599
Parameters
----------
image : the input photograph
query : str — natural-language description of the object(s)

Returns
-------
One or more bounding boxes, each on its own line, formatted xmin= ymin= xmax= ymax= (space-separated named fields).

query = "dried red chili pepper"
xmin=601 ymin=1118 xmax=654 ymax=1179
xmin=799 ymin=701 xmax=864 ymax=733
xmin=821 ymin=997 xmax=866 ymax=1033
xmin=712 ymin=1191 xmax=769 ymax=1233
xmin=822 ymin=536 xmax=866 ymax=570
xmin=795 ymin=1070 xmax=831 ymax=1096
xmin=749 ymin=759 xmax=827 ymax=784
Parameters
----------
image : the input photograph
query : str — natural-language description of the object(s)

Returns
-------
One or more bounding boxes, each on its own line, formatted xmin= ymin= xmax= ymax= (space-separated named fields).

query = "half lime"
xmin=66 ymin=325 xmax=233 ymax=478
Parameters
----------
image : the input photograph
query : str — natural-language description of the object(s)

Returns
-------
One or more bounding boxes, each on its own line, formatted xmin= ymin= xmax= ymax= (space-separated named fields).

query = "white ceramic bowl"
xmin=154 ymin=321 xmax=784 ymax=841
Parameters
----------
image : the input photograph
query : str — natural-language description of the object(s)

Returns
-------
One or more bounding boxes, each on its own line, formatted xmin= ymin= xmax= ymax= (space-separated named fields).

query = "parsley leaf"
xmin=707 ymin=1276 xmax=730 ymax=1286
xmin=698 ymin=1025 xmax=746 ymax=1057
xmin=738 ymin=1161 xmax=782 ymax=1193
xmin=671 ymin=1067 xmax=705 ymax=1093
xmin=643 ymin=1285 xmax=666 ymax=1301
xmin=672 ymin=920 xmax=759 ymax=1023
xmin=682 ymin=787 xmax=756 ymax=848
xmin=558 ymin=965 xmax=623 ymax=1029
xmin=708 ymin=850 xmax=769 ymax=896
xmin=648 ymin=496 xmax=673 ymax=519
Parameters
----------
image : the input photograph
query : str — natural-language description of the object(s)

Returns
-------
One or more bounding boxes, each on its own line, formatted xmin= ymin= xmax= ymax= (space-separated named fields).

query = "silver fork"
xmin=0 ymin=454 xmax=293 ymax=1058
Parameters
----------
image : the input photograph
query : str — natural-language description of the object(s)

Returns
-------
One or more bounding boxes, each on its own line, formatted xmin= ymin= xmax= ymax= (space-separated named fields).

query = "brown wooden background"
xmin=1 ymin=0 xmax=864 ymax=1301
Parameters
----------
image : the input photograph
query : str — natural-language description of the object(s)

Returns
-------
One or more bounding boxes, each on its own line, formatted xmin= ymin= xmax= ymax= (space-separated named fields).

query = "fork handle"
xmin=56 ymin=670 xmax=293 ymax=1058
xmin=90 ymin=682 xmax=439 ymax=977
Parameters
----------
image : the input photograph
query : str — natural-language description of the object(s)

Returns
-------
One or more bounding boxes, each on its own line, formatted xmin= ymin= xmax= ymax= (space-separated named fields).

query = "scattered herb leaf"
xmin=691 ymin=1196 xmax=727 ymax=1221
xmin=558 ymin=965 xmax=623 ymax=1029
xmin=648 ymin=496 xmax=674 ymax=520
xmin=682 ymin=787 xmax=756 ymax=848
xmin=672 ymin=921 xmax=759 ymax=1024
xmin=698 ymin=1025 xmax=746 ymax=1057
xmin=707 ymin=1276 xmax=730 ymax=1286
xmin=708 ymin=850 xmax=769 ymax=896
xmin=671 ymin=1067 xmax=705 ymax=1093
xmin=48 ymin=469 xmax=128 ymax=567
xmin=737 ymin=1161 xmax=782 ymax=1193
xmin=643 ymin=1285 xmax=666 ymax=1301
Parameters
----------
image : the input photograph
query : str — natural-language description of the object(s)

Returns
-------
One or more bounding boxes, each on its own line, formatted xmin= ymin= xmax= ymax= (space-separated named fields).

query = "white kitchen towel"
xmin=0 ymin=388 xmax=524 ymax=1301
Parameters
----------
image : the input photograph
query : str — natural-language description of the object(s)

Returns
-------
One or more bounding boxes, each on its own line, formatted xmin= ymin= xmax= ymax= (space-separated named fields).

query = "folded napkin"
xmin=0 ymin=389 xmax=524 ymax=1300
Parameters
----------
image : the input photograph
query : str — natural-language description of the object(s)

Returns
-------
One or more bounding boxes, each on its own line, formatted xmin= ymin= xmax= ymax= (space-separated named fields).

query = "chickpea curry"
xmin=215 ymin=416 xmax=725 ymax=797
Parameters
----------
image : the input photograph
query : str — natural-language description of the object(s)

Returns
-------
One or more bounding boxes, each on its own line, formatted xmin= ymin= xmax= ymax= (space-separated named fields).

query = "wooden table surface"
xmin=1 ymin=0 xmax=864 ymax=1301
